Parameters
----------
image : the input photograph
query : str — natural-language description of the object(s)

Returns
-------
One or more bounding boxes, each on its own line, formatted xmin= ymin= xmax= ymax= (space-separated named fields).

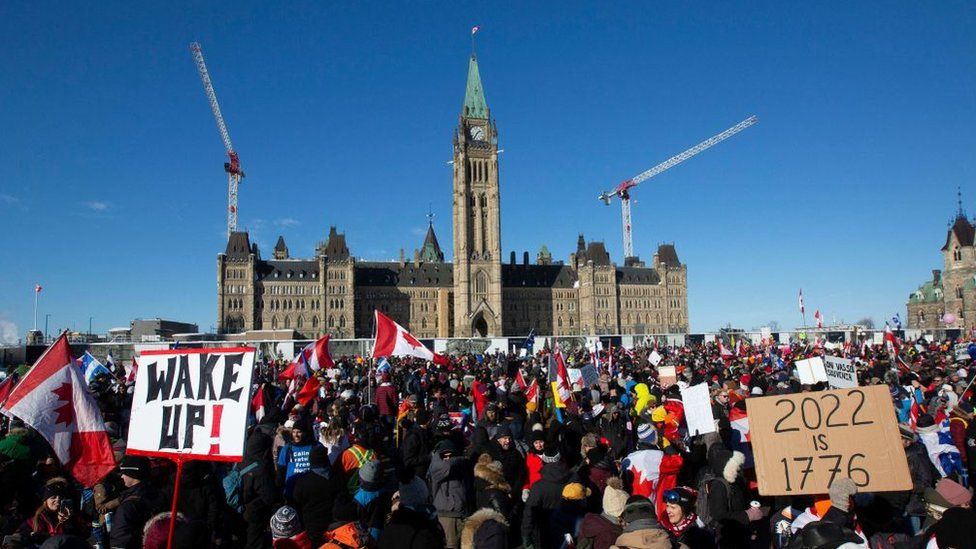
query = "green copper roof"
xmin=909 ymin=280 xmax=943 ymax=303
xmin=462 ymin=55 xmax=489 ymax=119
xmin=419 ymin=223 xmax=444 ymax=263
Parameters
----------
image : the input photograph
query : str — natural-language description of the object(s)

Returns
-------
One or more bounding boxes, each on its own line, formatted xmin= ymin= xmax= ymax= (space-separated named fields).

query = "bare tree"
xmin=768 ymin=321 xmax=780 ymax=331
xmin=856 ymin=317 xmax=875 ymax=329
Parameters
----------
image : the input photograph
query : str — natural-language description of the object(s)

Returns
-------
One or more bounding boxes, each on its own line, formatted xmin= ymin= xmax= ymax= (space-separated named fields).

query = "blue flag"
xmin=77 ymin=352 xmax=111 ymax=384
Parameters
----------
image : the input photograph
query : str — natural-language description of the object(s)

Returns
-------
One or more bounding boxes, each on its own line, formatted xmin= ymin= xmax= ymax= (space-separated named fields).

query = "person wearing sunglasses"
xmin=661 ymin=487 xmax=715 ymax=549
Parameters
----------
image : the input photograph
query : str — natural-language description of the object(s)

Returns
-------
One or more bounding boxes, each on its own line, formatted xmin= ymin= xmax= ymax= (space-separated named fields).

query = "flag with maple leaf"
xmin=372 ymin=310 xmax=448 ymax=365
xmin=0 ymin=333 xmax=115 ymax=486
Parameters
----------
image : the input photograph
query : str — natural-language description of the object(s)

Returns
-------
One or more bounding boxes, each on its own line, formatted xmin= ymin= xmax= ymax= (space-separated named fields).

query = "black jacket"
xmin=377 ymin=505 xmax=445 ymax=549
xmin=175 ymin=463 xmax=221 ymax=535
xmin=240 ymin=432 xmax=279 ymax=525
xmin=521 ymin=460 xmax=573 ymax=547
xmin=292 ymin=466 xmax=343 ymax=545
xmin=488 ymin=440 xmax=527 ymax=499
xmin=110 ymin=482 xmax=165 ymax=549
xmin=401 ymin=423 xmax=432 ymax=478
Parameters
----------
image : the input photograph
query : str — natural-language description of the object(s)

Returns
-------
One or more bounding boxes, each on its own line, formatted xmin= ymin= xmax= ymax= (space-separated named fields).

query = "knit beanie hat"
xmin=636 ymin=423 xmax=658 ymax=446
xmin=270 ymin=506 xmax=302 ymax=539
xmin=561 ymin=482 xmax=591 ymax=501
xmin=936 ymin=478 xmax=973 ymax=506
xmin=398 ymin=475 xmax=430 ymax=508
xmin=603 ymin=477 xmax=629 ymax=519
xmin=621 ymin=495 xmax=658 ymax=525
xmin=119 ymin=455 xmax=151 ymax=481
xmin=828 ymin=478 xmax=857 ymax=512
xmin=916 ymin=414 xmax=936 ymax=429
xmin=358 ymin=460 xmax=383 ymax=491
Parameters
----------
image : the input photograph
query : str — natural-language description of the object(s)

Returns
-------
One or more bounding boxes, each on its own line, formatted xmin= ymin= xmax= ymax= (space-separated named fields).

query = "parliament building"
xmin=217 ymin=53 xmax=689 ymax=339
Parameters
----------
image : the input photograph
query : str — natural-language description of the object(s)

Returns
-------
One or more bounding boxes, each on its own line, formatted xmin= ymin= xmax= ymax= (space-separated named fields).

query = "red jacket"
xmin=375 ymin=383 xmax=397 ymax=417
xmin=950 ymin=416 xmax=969 ymax=463
xmin=524 ymin=453 xmax=544 ymax=491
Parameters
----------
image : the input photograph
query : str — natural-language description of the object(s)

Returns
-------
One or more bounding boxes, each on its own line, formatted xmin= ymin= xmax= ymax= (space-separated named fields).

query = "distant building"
xmin=129 ymin=318 xmax=199 ymax=342
xmin=908 ymin=198 xmax=976 ymax=330
xmin=217 ymin=52 xmax=689 ymax=339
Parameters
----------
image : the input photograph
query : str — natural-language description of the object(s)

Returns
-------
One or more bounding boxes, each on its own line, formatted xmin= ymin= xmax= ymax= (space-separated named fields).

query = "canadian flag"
xmin=251 ymin=383 xmax=267 ymax=422
xmin=373 ymin=311 xmax=448 ymax=365
xmin=280 ymin=334 xmax=335 ymax=380
xmin=525 ymin=378 xmax=539 ymax=403
xmin=729 ymin=406 xmax=750 ymax=443
xmin=550 ymin=345 xmax=573 ymax=408
xmin=884 ymin=324 xmax=901 ymax=354
xmin=124 ymin=357 xmax=138 ymax=383
xmin=514 ymin=369 xmax=528 ymax=391
xmin=814 ymin=310 xmax=823 ymax=328
xmin=0 ymin=334 xmax=114 ymax=486
xmin=718 ymin=339 xmax=732 ymax=358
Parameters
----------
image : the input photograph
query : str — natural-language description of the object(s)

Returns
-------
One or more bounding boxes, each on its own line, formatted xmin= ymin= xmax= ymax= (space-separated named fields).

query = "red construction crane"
xmin=598 ymin=115 xmax=757 ymax=260
xmin=190 ymin=42 xmax=245 ymax=237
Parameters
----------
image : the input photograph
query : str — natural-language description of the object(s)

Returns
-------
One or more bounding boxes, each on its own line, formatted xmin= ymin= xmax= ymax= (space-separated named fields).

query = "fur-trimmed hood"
xmin=460 ymin=508 xmax=508 ymax=549
xmin=474 ymin=459 xmax=511 ymax=492
xmin=707 ymin=445 xmax=745 ymax=483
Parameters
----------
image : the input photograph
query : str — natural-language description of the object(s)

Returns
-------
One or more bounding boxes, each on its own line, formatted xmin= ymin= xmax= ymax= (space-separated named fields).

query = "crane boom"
xmin=598 ymin=115 xmax=757 ymax=259
xmin=190 ymin=42 xmax=244 ymax=237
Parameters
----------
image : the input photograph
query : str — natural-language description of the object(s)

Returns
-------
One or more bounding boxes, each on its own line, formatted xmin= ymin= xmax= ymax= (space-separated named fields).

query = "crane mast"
xmin=599 ymin=115 xmax=757 ymax=260
xmin=190 ymin=42 xmax=245 ymax=237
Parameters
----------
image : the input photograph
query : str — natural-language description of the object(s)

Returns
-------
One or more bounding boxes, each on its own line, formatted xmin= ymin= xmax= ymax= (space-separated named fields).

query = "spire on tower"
xmin=462 ymin=55 xmax=489 ymax=119
xmin=958 ymin=186 xmax=966 ymax=219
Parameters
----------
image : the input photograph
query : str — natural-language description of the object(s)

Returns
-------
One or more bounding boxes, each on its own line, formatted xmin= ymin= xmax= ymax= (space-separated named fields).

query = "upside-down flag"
xmin=0 ymin=334 xmax=114 ymax=486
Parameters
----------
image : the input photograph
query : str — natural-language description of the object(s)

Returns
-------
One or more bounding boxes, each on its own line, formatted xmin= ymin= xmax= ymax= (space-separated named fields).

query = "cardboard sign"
xmin=648 ymin=350 xmax=663 ymax=367
xmin=795 ymin=357 xmax=827 ymax=385
xmin=127 ymin=347 xmax=255 ymax=461
xmin=823 ymin=356 xmax=858 ymax=389
xmin=954 ymin=344 xmax=969 ymax=362
xmin=747 ymin=385 xmax=911 ymax=495
xmin=658 ymin=365 xmax=677 ymax=388
xmin=680 ymin=382 xmax=716 ymax=435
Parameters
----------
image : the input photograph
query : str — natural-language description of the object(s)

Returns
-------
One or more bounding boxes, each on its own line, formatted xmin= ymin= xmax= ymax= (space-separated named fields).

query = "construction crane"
xmin=599 ymin=115 xmax=757 ymax=260
xmin=190 ymin=42 xmax=245 ymax=237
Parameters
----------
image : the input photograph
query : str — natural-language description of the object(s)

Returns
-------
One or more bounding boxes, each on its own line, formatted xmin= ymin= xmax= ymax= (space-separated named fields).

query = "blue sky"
xmin=1 ymin=2 xmax=975 ymax=341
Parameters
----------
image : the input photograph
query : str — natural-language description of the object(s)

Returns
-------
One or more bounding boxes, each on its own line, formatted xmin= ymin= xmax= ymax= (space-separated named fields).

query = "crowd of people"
xmin=1 ymin=335 xmax=976 ymax=549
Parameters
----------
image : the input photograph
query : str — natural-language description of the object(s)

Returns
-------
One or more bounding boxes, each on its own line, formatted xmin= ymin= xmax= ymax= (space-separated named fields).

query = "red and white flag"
xmin=550 ymin=345 xmax=573 ymax=407
xmin=718 ymin=339 xmax=732 ymax=358
xmin=251 ymin=383 xmax=267 ymax=422
xmin=525 ymin=378 xmax=539 ymax=403
xmin=814 ymin=310 xmax=823 ymax=328
xmin=0 ymin=373 xmax=18 ymax=414
xmin=280 ymin=334 xmax=334 ymax=380
xmin=471 ymin=25 xmax=481 ymax=35
xmin=34 ymin=284 xmax=43 ymax=293
xmin=729 ymin=406 xmax=750 ymax=442
xmin=124 ymin=357 xmax=138 ymax=383
xmin=0 ymin=334 xmax=114 ymax=486
xmin=884 ymin=324 xmax=901 ymax=354
xmin=373 ymin=311 xmax=448 ymax=365
xmin=514 ymin=369 xmax=528 ymax=391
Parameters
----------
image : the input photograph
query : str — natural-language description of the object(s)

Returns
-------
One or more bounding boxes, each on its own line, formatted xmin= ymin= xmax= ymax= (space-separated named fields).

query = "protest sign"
xmin=658 ymin=365 xmax=677 ymax=388
xmin=795 ymin=357 xmax=827 ymax=385
xmin=579 ymin=364 xmax=599 ymax=388
xmin=568 ymin=368 xmax=583 ymax=386
xmin=127 ymin=347 xmax=255 ymax=461
xmin=648 ymin=350 xmax=663 ymax=366
xmin=680 ymin=383 xmax=716 ymax=435
xmin=955 ymin=344 xmax=969 ymax=362
xmin=747 ymin=385 xmax=911 ymax=496
xmin=823 ymin=356 xmax=858 ymax=389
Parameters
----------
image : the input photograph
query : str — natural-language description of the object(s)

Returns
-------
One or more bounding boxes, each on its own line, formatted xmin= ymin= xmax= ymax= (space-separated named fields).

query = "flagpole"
xmin=33 ymin=289 xmax=38 ymax=331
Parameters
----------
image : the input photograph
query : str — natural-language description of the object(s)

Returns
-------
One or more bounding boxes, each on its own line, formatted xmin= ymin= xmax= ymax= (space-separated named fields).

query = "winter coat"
xmin=240 ymin=432 xmax=280 ymax=525
xmin=461 ymin=508 xmax=509 ymax=549
xmin=175 ymin=462 xmax=221 ymax=535
xmin=551 ymin=500 xmax=588 ymax=548
xmin=524 ymin=451 xmax=546 ymax=491
xmin=611 ymin=524 xmax=675 ymax=549
xmin=488 ymin=440 xmax=527 ymax=499
xmin=291 ymin=466 xmax=343 ymax=545
xmin=428 ymin=452 xmax=471 ymax=518
xmin=400 ymin=423 xmax=432 ymax=478
xmin=578 ymin=513 xmax=624 ymax=549
xmin=110 ymin=482 xmax=165 ymax=549
xmin=601 ymin=413 xmax=630 ymax=460
xmin=474 ymin=458 xmax=514 ymax=519
xmin=375 ymin=383 xmax=397 ymax=417
xmin=700 ymin=447 xmax=749 ymax=532
xmin=522 ymin=460 xmax=573 ymax=547
xmin=377 ymin=505 xmax=445 ymax=549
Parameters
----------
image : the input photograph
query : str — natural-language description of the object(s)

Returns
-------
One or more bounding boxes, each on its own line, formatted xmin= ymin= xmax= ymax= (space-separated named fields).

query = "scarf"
xmin=662 ymin=512 xmax=697 ymax=537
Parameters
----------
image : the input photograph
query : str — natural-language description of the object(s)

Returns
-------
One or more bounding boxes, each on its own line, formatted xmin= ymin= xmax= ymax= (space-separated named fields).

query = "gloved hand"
xmin=522 ymin=488 xmax=529 ymax=502
xmin=745 ymin=506 xmax=763 ymax=522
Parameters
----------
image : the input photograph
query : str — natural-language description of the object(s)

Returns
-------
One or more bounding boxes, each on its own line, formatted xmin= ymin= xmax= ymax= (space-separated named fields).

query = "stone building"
xmin=908 ymin=202 xmax=976 ymax=330
xmin=217 ymin=52 xmax=689 ymax=339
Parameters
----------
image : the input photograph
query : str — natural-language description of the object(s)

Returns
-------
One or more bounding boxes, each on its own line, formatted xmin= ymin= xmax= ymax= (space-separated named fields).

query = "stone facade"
xmin=216 ymin=53 xmax=689 ymax=339
xmin=908 ymin=211 xmax=976 ymax=330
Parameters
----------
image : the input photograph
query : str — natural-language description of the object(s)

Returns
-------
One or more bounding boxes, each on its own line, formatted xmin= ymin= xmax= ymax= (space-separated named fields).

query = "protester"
xmin=3 ymin=333 xmax=976 ymax=549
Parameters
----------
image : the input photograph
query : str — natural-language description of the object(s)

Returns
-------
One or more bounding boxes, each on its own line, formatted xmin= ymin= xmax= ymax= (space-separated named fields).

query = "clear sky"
xmin=2 ymin=2 xmax=975 ymax=341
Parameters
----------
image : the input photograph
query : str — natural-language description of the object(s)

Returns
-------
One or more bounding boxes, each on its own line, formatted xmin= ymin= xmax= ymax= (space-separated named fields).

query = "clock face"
xmin=469 ymin=125 xmax=485 ymax=141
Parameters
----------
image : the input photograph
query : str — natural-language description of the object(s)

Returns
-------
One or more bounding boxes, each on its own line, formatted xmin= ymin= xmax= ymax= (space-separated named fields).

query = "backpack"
xmin=696 ymin=471 xmax=732 ymax=533
xmin=320 ymin=521 xmax=368 ymax=549
xmin=223 ymin=461 xmax=259 ymax=514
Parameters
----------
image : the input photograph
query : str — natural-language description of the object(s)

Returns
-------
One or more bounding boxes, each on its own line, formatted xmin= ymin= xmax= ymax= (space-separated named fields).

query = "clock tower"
xmin=453 ymin=54 xmax=503 ymax=337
